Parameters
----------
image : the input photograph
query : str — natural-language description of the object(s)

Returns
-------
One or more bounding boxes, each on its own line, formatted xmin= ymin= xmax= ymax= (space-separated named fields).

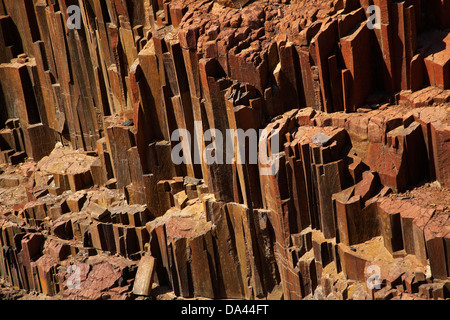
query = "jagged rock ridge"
xmin=0 ymin=0 xmax=449 ymax=300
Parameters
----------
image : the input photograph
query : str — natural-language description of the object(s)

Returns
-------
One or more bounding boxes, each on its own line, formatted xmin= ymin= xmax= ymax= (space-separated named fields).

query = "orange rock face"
xmin=0 ymin=0 xmax=449 ymax=301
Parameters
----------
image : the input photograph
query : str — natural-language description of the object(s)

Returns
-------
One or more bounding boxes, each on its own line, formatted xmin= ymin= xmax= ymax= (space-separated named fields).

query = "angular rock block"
xmin=0 ymin=0 xmax=449 ymax=302
xmin=132 ymin=255 xmax=156 ymax=296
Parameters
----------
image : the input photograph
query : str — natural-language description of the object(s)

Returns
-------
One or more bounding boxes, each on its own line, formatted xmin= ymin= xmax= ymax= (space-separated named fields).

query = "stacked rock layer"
xmin=0 ymin=0 xmax=449 ymax=300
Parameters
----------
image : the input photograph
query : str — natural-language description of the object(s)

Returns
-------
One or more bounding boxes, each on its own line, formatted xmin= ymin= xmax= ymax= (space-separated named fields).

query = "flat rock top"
xmin=420 ymin=30 xmax=450 ymax=66
xmin=339 ymin=236 xmax=427 ymax=274
xmin=387 ymin=182 xmax=450 ymax=213
xmin=292 ymin=125 xmax=344 ymax=145
xmin=412 ymin=106 xmax=450 ymax=126
xmin=149 ymin=200 xmax=212 ymax=239
xmin=379 ymin=183 xmax=450 ymax=238
xmin=37 ymin=147 xmax=97 ymax=175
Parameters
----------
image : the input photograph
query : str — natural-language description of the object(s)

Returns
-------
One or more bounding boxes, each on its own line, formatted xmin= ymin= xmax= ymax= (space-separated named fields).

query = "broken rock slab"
xmin=132 ymin=255 xmax=156 ymax=296
xmin=37 ymin=148 xmax=97 ymax=193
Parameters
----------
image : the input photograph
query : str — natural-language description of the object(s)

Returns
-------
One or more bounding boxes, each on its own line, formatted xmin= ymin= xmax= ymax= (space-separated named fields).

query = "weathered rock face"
xmin=0 ymin=0 xmax=449 ymax=300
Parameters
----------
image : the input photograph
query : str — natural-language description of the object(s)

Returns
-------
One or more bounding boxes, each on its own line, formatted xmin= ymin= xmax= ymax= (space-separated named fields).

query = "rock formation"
xmin=0 ymin=0 xmax=449 ymax=300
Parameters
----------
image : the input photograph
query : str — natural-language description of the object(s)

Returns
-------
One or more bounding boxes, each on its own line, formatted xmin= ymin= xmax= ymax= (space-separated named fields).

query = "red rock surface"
xmin=0 ymin=0 xmax=449 ymax=300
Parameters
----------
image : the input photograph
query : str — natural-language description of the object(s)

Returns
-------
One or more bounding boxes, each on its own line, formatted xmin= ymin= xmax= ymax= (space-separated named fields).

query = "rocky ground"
xmin=0 ymin=0 xmax=449 ymax=300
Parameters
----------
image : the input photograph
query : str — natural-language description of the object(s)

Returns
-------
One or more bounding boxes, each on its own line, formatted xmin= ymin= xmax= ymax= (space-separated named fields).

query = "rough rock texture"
xmin=0 ymin=0 xmax=449 ymax=300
